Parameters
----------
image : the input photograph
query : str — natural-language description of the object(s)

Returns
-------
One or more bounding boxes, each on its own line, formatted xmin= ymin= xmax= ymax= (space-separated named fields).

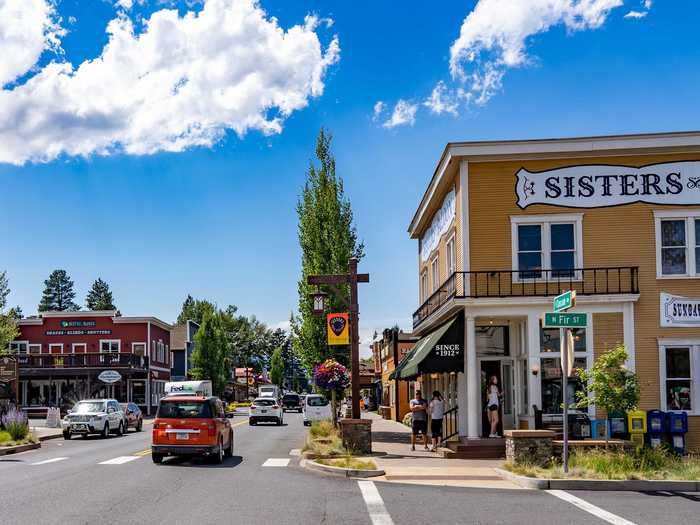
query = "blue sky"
xmin=1 ymin=0 xmax=699 ymax=354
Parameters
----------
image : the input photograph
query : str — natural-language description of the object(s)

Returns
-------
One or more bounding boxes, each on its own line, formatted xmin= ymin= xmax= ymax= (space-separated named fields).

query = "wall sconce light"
xmin=531 ymin=364 xmax=540 ymax=376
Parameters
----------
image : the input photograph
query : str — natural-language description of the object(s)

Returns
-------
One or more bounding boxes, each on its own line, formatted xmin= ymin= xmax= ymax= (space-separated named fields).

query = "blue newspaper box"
xmin=590 ymin=418 xmax=607 ymax=440
xmin=646 ymin=410 xmax=667 ymax=449
xmin=668 ymin=411 xmax=688 ymax=454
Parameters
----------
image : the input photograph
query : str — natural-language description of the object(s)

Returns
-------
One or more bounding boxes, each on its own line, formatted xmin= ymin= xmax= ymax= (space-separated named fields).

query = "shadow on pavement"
xmin=639 ymin=491 xmax=700 ymax=502
xmin=372 ymin=431 xmax=410 ymax=444
xmin=157 ymin=455 xmax=244 ymax=469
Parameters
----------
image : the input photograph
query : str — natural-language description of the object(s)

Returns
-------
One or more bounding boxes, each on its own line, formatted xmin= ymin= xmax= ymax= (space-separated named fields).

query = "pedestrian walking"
xmin=428 ymin=390 xmax=444 ymax=451
xmin=409 ymin=389 xmax=429 ymax=451
xmin=485 ymin=375 xmax=502 ymax=437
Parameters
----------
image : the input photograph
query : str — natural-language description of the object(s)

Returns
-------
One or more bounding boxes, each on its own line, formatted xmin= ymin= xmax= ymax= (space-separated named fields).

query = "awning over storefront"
xmin=390 ymin=314 xmax=463 ymax=380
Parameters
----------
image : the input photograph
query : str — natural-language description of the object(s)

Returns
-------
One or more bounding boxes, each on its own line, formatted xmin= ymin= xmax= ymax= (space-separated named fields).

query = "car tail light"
xmin=153 ymin=422 xmax=161 ymax=430
xmin=250 ymin=405 xmax=256 ymax=409
xmin=272 ymin=405 xmax=279 ymax=410
xmin=207 ymin=423 xmax=216 ymax=437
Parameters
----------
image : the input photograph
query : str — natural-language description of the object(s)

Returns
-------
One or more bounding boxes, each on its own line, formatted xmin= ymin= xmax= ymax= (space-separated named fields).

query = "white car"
xmin=303 ymin=394 xmax=332 ymax=426
xmin=249 ymin=397 xmax=284 ymax=426
xmin=62 ymin=399 xmax=125 ymax=439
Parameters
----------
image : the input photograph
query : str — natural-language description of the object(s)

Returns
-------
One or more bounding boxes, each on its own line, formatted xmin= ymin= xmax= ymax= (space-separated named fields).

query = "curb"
xmin=302 ymin=458 xmax=385 ymax=478
xmin=38 ymin=432 xmax=63 ymax=442
xmin=0 ymin=442 xmax=41 ymax=456
xmin=494 ymin=468 xmax=700 ymax=491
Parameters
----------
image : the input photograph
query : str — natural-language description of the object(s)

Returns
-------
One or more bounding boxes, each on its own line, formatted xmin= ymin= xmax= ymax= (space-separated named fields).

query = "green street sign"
xmin=553 ymin=290 xmax=576 ymax=312
xmin=544 ymin=312 xmax=587 ymax=328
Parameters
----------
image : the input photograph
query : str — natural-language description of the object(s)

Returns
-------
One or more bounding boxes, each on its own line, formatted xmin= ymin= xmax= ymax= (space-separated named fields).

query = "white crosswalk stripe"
xmin=99 ymin=456 xmax=141 ymax=465
xmin=547 ymin=490 xmax=637 ymax=525
xmin=262 ymin=458 xmax=290 ymax=467
xmin=358 ymin=481 xmax=394 ymax=525
xmin=30 ymin=457 xmax=68 ymax=466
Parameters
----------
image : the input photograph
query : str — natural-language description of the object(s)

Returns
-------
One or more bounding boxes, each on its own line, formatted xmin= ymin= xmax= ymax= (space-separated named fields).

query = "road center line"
xmin=546 ymin=490 xmax=637 ymax=525
xmin=357 ymin=480 xmax=394 ymax=525
xmin=99 ymin=456 xmax=140 ymax=465
xmin=231 ymin=419 xmax=249 ymax=428
xmin=30 ymin=457 xmax=68 ymax=466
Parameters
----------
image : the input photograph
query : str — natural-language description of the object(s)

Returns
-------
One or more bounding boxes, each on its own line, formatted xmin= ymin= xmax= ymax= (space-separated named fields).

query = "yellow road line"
xmin=232 ymin=418 xmax=250 ymax=428
xmin=134 ymin=449 xmax=152 ymax=456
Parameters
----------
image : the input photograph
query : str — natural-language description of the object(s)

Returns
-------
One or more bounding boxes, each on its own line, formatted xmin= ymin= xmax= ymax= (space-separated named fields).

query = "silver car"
xmin=62 ymin=399 xmax=125 ymax=439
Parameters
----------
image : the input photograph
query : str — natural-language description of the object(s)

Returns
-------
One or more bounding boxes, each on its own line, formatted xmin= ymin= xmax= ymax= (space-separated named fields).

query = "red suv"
xmin=151 ymin=396 xmax=233 ymax=464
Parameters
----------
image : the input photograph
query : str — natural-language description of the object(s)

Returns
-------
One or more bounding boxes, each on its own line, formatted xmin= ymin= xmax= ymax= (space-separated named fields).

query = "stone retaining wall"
xmin=504 ymin=430 xmax=555 ymax=467
xmin=340 ymin=419 xmax=373 ymax=454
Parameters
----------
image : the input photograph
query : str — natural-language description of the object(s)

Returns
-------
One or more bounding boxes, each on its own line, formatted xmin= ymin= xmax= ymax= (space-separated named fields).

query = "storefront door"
xmin=479 ymin=357 xmax=516 ymax=436
xmin=500 ymin=360 xmax=515 ymax=430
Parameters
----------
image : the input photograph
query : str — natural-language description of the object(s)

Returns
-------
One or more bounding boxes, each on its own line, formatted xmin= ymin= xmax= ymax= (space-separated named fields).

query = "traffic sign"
xmin=553 ymin=290 xmax=576 ymax=312
xmin=544 ymin=312 xmax=587 ymax=328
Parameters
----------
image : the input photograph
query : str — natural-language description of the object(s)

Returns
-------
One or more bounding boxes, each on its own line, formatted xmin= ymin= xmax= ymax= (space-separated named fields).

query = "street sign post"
xmin=543 ymin=312 xmax=587 ymax=328
xmin=553 ymin=290 xmax=576 ymax=312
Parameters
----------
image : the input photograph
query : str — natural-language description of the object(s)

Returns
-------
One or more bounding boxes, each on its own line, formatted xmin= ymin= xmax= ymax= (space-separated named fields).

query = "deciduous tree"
xmin=0 ymin=271 xmax=18 ymax=355
xmin=270 ymin=347 xmax=284 ymax=388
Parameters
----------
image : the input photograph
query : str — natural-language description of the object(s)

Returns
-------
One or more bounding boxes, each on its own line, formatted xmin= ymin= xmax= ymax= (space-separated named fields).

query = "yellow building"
xmin=402 ymin=131 xmax=700 ymax=450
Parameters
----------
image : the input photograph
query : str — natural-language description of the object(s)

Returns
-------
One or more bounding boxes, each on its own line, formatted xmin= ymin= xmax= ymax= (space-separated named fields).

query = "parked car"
xmin=151 ymin=396 xmax=233 ymax=464
xmin=282 ymin=393 xmax=302 ymax=413
xmin=62 ymin=399 xmax=125 ymax=439
xmin=249 ymin=397 xmax=283 ymax=425
xmin=303 ymin=394 xmax=332 ymax=426
xmin=120 ymin=402 xmax=143 ymax=432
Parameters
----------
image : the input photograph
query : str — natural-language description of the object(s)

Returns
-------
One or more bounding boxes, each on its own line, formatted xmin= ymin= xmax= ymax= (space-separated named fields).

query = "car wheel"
xmin=249 ymin=418 xmax=256 ymax=426
xmin=136 ymin=419 xmax=143 ymax=432
xmin=101 ymin=422 xmax=110 ymax=438
xmin=224 ymin=432 xmax=234 ymax=458
xmin=152 ymin=453 xmax=164 ymax=464
xmin=212 ymin=438 xmax=224 ymax=464
xmin=276 ymin=417 xmax=282 ymax=426
xmin=63 ymin=431 xmax=71 ymax=440
xmin=116 ymin=421 xmax=124 ymax=436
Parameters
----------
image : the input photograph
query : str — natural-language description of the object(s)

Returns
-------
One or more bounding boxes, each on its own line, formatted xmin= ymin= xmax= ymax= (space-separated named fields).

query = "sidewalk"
xmin=363 ymin=412 xmax=520 ymax=490
xmin=28 ymin=420 xmax=64 ymax=441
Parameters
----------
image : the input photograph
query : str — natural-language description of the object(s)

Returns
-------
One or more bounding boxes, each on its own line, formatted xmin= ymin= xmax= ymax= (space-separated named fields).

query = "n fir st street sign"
xmin=544 ymin=312 xmax=588 ymax=328
xmin=553 ymin=290 xmax=576 ymax=312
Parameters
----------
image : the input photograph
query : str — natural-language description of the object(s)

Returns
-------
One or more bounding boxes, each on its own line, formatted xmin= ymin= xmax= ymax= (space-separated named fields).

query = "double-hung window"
xmin=100 ymin=340 xmax=120 ymax=353
xmin=420 ymin=270 xmax=428 ymax=302
xmin=655 ymin=211 xmax=700 ymax=277
xmin=9 ymin=341 xmax=28 ymax=354
xmin=446 ymin=235 xmax=456 ymax=277
xmin=511 ymin=215 xmax=583 ymax=281
xmin=431 ymin=255 xmax=440 ymax=292
xmin=659 ymin=341 xmax=700 ymax=414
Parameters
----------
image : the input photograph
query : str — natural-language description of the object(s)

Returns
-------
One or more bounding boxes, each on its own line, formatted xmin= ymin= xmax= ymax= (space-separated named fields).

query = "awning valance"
xmin=389 ymin=314 xmax=463 ymax=380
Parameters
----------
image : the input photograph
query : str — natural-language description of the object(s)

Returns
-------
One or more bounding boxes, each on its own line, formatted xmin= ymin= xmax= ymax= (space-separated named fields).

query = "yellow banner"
xmin=327 ymin=313 xmax=349 ymax=345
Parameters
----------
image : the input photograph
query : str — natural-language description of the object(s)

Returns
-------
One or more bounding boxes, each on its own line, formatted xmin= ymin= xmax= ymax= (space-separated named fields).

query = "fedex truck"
xmin=164 ymin=380 xmax=213 ymax=397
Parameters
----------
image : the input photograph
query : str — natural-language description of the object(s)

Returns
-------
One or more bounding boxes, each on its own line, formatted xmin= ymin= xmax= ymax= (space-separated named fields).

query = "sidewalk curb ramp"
xmin=495 ymin=468 xmax=700 ymax=491
xmin=302 ymin=458 xmax=385 ymax=478
xmin=0 ymin=442 xmax=41 ymax=456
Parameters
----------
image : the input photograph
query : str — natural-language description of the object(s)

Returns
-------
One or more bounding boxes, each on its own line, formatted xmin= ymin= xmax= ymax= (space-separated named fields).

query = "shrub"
xmin=2 ymin=406 xmax=29 ymax=441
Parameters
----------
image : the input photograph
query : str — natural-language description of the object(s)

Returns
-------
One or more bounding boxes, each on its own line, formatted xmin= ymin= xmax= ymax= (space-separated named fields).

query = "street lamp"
xmin=310 ymin=289 xmax=328 ymax=316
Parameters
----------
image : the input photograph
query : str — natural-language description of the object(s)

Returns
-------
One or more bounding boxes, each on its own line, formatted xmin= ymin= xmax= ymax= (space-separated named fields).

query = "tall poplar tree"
xmin=85 ymin=278 xmax=116 ymax=310
xmin=38 ymin=269 xmax=79 ymax=312
xmin=270 ymin=347 xmax=284 ymax=388
xmin=190 ymin=306 xmax=229 ymax=395
xmin=291 ymin=129 xmax=364 ymax=372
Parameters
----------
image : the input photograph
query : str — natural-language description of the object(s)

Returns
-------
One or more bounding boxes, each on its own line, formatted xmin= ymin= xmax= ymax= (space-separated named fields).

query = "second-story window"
xmin=431 ymin=255 xmax=440 ymax=292
xmin=420 ymin=269 xmax=428 ymax=301
xmin=446 ymin=234 xmax=456 ymax=276
xmin=100 ymin=340 xmax=120 ymax=353
xmin=655 ymin=211 xmax=700 ymax=278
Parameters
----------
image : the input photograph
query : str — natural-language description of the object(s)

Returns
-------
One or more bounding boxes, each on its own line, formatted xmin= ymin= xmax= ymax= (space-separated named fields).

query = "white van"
xmin=258 ymin=385 xmax=280 ymax=399
xmin=303 ymin=394 xmax=332 ymax=426
xmin=164 ymin=380 xmax=213 ymax=397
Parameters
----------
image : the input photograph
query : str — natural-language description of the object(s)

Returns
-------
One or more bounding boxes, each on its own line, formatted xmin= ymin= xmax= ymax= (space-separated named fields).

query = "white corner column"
xmin=527 ymin=312 xmax=541 ymax=418
xmin=623 ymin=302 xmax=636 ymax=372
xmin=466 ymin=315 xmax=479 ymax=438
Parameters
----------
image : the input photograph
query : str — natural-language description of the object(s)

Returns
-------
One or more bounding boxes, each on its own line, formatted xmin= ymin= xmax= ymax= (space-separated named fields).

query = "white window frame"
xmin=511 ymin=214 xmax=584 ymax=283
xmin=446 ymin=232 xmax=456 ymax=277
xmin=28 ymin=343 xmax=41 ymax=354
xmin=431 ymin=254 xmax=440 ymax=292
xmin=48 ymin=343 xmax=64 ymax=354
xmin=99 ymin=339 xmax=121 ymax=353
xmin=71 ymin=343 xmax=86 ymax=354
xmin=654 ymin=210 xmax=700 ymax=279
xmin=420 ymin=269 xmax=428 ymax=302
xmin=658 ymin=339 xmax=700 ymax=415
xmin=9 ymin=341 xmax=29 ymax=354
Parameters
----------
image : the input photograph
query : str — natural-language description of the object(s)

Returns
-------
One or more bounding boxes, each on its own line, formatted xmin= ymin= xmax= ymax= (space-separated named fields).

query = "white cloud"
xmin=271 ymin=320 xmax=291 ymax=332
xmin=372 ymin=100 xmax=385 ymax=121
xmin=625 ymin=0 xmax=652 ymax=18
xmin=382 ymin=99 xmax=417 ymax=128
xmin=0 ymin=0 xmax=340 ymax=165
xmin=0 ymin=0 xmax=64 ymax=87
xmin=449 ymin=0 xmax=624 ymax=105
xmin=423 ymin=80 xmax=459 ymax=115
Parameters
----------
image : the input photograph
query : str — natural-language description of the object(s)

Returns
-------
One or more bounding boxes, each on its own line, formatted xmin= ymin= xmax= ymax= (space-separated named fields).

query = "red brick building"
xmin=10 ymin=311 xmax=172 ymax=414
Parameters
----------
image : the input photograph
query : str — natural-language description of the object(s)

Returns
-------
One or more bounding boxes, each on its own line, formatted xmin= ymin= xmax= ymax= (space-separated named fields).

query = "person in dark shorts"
xmin=429 ymin=390 xmax=444 ymax=452
xmin=410 ymin=390 xmax=428 ymax=451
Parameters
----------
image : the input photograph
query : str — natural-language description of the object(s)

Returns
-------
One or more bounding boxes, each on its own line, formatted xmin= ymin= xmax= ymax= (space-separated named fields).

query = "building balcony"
xmin=16 ymin=352 xmax=149 ymax=371
xmin=413 ymin=267 xmax=639 ymax=329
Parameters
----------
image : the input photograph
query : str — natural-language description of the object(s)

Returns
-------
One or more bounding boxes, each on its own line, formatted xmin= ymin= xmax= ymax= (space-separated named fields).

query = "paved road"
xmin=1 ymin=413 xmax=699 ymax=524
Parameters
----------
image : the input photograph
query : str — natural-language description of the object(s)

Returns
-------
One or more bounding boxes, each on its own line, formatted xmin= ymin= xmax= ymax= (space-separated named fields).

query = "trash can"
xmin=608 ymin=410 xmax=628 ymax=440
xmin=627 ymin=410 xmax=647 ymax=449
xmin=646 ymin=410 xmax=667 ymax=449
xmin=668 ymin=411 xmax=688 ymax=455
xmin=590 ymin=417 xmax=607 ymax=440
xmin=568 ymin=413 xmax=591 ymax=439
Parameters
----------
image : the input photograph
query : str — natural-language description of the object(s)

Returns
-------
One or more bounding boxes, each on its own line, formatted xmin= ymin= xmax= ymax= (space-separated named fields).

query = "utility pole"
xmin=307 ymin=257 xmax=369 ymax=419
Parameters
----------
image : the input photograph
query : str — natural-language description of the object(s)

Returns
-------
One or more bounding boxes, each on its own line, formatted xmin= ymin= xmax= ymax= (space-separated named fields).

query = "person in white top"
xmin=428 ymin=391 xmax=445 ymax=452
xmin=486 ymin=376 xmax=502 ymax=438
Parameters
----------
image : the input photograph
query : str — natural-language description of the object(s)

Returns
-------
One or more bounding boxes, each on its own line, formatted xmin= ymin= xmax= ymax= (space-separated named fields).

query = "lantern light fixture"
xmin=310 ymin=288 xmax=328 ymax=316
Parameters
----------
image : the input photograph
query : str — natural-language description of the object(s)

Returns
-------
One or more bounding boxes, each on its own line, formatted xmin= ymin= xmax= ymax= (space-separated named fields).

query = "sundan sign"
xmin=515 ymin=161 xmax=700 ymax=209
xmin=421 ymin=186 xmax=456 ymax=261
xmin=661 ymin=293 xmax=700 ymax=327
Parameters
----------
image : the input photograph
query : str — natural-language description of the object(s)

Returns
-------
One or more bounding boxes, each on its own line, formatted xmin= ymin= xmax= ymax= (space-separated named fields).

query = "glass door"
xmin=500 ymin=360 xmax=515 ymax=430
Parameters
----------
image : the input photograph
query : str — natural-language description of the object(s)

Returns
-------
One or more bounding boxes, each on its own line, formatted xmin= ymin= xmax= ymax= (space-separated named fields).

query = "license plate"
xmin=261 ymin=409 xmax=267 ymax=413
xmin=176 ymin=433 xmax=189 ymax=440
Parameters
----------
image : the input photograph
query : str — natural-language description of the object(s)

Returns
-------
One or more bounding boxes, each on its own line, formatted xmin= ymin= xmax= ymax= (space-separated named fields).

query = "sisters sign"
xmin=515 ymin=161 xmax=700 ymax=209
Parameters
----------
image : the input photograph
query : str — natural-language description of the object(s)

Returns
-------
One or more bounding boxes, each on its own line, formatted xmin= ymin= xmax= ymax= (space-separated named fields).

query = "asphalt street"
xmin=1 ymin=412 xmax=699 ymax=525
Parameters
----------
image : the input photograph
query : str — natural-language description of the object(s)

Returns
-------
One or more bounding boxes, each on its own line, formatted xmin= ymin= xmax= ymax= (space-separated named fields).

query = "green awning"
xmin=390 ymin=315 xmax=463 ymax=380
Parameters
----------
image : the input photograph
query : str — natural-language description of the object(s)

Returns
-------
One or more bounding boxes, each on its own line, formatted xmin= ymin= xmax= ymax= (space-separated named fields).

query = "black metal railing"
xmin=441 ymin=405 xmax=459 ymax=443
xmin=413 ymin=267 xmax=639 ymax=329
xmin=16 ymin=352 xmax=148 ymax=370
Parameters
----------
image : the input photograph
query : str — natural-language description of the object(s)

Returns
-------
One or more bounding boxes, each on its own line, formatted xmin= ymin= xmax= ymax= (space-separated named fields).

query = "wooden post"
xmin=349 ymin=258 xmax=361 ymax=420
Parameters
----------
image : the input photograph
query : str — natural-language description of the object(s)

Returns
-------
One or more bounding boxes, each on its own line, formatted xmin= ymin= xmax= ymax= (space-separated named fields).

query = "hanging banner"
xmin=660 ymin=292 xmax=700 ymax=327
xmin=327 ymin=313 xmax=350 ymax=345
xmin=515 ymin=161 xmax=700 ymax=209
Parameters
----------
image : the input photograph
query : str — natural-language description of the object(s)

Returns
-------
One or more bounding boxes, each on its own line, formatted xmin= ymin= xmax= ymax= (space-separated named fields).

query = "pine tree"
xmin=38 ymin=269 xmax=79 ymax=312
xmin=291 ymin=129 xmax=364 ymax=372
xmin=85 ymin=278 xmax=116 ymax=310
xmin=190 ymin=307 xmax=229 ymax=395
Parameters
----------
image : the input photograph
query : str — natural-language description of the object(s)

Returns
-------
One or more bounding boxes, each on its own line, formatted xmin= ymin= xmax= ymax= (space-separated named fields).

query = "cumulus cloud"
xmin=372 ymin=100 xmax=385 ymax=121
xmin=423 ymin=81 xmax=460 ymax=115
xmin=382 ymin=99 xmax=417 ymax=128
xmin=0 ymin=0 xmax=64 ymax=87
xmin=449 ymin=0 xmax=626 ymax=105
xmin=0 ymin=0 xmax=339 ymax=165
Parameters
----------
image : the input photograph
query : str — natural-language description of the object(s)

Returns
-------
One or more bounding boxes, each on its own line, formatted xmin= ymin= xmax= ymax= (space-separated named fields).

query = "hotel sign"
xmin=661 ymin=293 xmax=700 ymax=327
xmin=516 ymin=161 xmax=700 ymax=209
